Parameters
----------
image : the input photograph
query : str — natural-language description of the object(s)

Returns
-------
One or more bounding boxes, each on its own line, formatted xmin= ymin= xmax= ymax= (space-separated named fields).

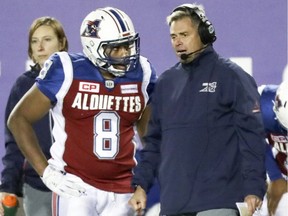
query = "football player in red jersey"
xmin=7 ymin=7 xmax=157 ymax=216
xmin=257 ymin=82 xmax=288 ymax=216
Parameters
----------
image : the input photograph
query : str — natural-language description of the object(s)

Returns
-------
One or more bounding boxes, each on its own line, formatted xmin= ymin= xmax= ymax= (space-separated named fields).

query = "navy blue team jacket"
xmin=0 ymin=65 xmax=52 ymax=195
xmin=132 ymin=46 xmax=267 ymax=215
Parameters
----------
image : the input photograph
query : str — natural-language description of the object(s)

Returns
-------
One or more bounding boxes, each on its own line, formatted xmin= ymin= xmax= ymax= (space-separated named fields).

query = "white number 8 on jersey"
xmin=93 ymin=111 xmax=120 ymax=159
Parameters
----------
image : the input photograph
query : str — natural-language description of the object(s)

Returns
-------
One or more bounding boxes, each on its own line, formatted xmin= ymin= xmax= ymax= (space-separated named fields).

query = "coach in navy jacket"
xmin=129 ymin=3 xmax=266 ymax=216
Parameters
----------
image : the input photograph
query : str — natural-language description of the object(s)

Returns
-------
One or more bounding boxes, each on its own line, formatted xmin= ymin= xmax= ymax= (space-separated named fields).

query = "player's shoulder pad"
xmin=258 ymin=84 xmax=278 ymax=96
xmin=139 ymin=55 xmax=156 ymax=73
xmin=258 ymin=85 xmax=267 ymax=95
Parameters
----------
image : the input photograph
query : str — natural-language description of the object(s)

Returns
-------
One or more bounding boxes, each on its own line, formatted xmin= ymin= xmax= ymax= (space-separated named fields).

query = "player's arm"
xmin=267 ymin=178 xmax=287 ymax=215
xmin=8 ymin=84 xmax=86 ymax=198
xmin=7 ymin=84 xmax=50 ymax=176
xmin=136 ymin=105 xmax=151 ymax=142
xmin=265 ymin=144 xmax=287 ymax=215
xmin=266 ymin=144 xmax=282 ymax=181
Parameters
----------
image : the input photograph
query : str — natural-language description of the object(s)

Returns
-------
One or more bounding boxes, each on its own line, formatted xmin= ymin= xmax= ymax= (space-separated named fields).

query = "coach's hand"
xmin=128 ymin=185 xmax=147 ymax=216
xmin=41 ymin=165 xmax=86 ymax=198
xmin=244 ymin=194 xmax=262 ymax=216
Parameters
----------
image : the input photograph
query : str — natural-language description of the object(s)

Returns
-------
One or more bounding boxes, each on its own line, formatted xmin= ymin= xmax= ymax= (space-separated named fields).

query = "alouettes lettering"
xmin=71 ymin=81 xmax=142 ymax=112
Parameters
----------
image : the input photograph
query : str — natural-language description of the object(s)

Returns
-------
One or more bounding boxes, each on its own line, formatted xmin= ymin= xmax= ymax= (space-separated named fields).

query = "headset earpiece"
xmin=193 ymin=8 xmax=216 ymax=45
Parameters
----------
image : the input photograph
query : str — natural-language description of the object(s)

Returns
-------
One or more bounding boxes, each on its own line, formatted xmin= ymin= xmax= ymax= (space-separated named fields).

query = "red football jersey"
xmin=36 ymin=52 xmax=157 ymax=192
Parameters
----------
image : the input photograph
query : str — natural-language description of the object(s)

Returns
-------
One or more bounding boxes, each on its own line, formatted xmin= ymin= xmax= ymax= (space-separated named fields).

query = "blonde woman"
xmin=0 ymin=16 xmax=68 ymax=216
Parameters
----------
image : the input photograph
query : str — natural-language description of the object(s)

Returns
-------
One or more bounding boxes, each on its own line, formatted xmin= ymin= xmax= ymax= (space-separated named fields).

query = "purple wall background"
xmin=0 ymin=0 xmax=287 ymax=172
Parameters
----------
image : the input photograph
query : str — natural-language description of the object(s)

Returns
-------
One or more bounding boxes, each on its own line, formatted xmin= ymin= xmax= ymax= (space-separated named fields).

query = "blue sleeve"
xmin=0 ymin=76 xmax=32 ymax=195
xmin=146 ymin=65 xmax=157 ymax=104
xmin=36 ymin=53 xmax=65 ymax=104
xmin=265 ymin=144 xmax=283 ymax=181
xmin=235 ymin=71 xmax=267 ymax=198
xmin=132 ymin=79 xmax=161 ymax=192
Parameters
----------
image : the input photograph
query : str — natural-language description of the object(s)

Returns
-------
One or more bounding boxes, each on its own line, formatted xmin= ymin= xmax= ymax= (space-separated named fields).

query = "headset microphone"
xmin=180 ymin=46 xmax=207 ymax=60
xmin=180 ymin=53 xmax=191 ymax=60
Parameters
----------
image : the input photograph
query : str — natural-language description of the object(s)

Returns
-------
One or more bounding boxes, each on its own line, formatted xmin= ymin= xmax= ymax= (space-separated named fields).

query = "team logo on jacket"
xmin=199 ymin=82 xmax=217 ymax=92
xmin=79 ymin=81 xmax=99 ymax=93
xmin=121 ymin=84 xmax=138 ymax=94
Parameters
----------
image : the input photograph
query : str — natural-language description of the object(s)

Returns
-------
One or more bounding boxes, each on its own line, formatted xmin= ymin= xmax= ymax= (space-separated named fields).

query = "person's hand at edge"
xmin=0 ymin=192 xmax=18 ymax=216
xmin=128 ymin=185 xmax=147 ymax=216
xmin=244 ymin=194 xmax=262 ymax=216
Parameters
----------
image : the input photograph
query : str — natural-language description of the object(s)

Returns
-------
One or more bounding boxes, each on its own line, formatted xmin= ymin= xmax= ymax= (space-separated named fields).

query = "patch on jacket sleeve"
xmin=252 ymin=101 xmax=261 ymax=113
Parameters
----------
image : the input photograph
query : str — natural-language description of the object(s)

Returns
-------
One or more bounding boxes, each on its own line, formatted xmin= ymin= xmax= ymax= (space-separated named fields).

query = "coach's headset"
xmin=172 ymin=4 xmax=217 ymax=45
